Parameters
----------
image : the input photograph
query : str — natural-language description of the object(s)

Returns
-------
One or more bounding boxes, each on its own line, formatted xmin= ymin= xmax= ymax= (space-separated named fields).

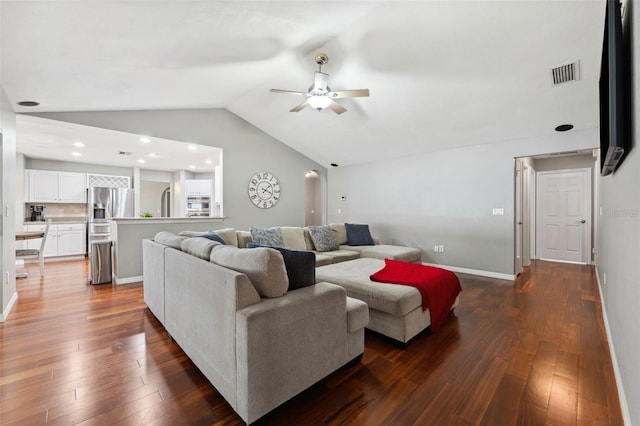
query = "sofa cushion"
xmin=279 ymin=227 xmax=308 ymax=251
xmin=360 ymin=245 xmax=422 ymax=263
xmin=180 ymin=238 xmax=222 ymax=260
xmin=303 ymin=228 xmax=316 ymax=250
xmin=329 ymin=223 xmax=348 ymax=245
xmin=154 ymin=231 xmax=187 ymax=249
xmin=247 ymin=244 xmax=315 ymax=290
xmin=210 ymin=245 xmax=288 ymax=298
xmin=317 ymin=250 xmax=361 ymax=263
xmin=308 ymin=225 xmax=339 ymax=252
xmin=216 ymin=228 xmax=239 ymax=247
xmin=345 ymin=223 xmax=375 ymax=246
xmin=250 ymin=226 xmax=285 ymax=248
xmin=178 ymin=228 xmax=238 ymax=247
xmin=197 ymin=231 xmax=227 ymax=245
xmin=236 ymin=230 xmax=253 ymax=248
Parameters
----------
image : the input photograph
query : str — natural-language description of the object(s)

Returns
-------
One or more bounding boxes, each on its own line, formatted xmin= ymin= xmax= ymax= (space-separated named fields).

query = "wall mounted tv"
xmin=599 ymin=0 xmax=630 ymax=176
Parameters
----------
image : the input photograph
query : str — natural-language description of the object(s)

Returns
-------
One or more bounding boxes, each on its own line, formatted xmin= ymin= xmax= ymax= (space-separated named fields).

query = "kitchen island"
xmin=110 ymin=217 xmax=224 ymax=284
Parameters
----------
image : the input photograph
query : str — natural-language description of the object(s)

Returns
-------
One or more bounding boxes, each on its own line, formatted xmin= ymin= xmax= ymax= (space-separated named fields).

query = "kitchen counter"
xmin=24 ymin=217 xmax=87 ymax=224
xmin=109 ymin=217 xmax=225 ymax=284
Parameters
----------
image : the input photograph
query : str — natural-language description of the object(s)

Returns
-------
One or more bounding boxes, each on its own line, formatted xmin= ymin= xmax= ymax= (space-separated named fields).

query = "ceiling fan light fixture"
xmin=307 ymin=95 xmax=332 ymax=110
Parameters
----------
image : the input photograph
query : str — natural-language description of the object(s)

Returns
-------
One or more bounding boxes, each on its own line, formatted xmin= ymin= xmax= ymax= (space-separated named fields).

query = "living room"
xmin=1 ymin=1 xmax=638 ymax=424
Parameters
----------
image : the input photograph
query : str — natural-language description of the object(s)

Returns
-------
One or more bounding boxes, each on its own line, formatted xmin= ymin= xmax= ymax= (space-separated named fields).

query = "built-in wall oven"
xmin=186 ymin=196 xmax=211 ymax=217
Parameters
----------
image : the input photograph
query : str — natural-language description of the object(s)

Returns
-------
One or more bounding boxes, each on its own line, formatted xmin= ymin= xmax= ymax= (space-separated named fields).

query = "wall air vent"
xmin=551 ymin=61 xmax=579 ymax=85
xmin=118 ymin=151 xmax=134 ymax=155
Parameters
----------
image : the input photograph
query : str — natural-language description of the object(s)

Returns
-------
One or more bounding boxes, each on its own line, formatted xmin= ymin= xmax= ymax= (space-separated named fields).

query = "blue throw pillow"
xmin=308 ymin=225 xmax=339 ymax=252
xmin=247 ymin=243 xmax=316 ymax=290
xmin=197 ymin=231 xmax=227 ymax=245
xmin=250 ymin=226 xmax=285 ymax=248
xmin=345 ymin=223 xmax=374 ymax=246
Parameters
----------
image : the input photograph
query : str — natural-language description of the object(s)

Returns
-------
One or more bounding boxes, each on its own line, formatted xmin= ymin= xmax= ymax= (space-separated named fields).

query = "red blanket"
xmin=370 ymin=259 xmax=462 ymax=332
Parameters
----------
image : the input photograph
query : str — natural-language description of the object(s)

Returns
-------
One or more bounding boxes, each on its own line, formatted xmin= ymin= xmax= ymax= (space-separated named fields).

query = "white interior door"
xmin=536 ymin=169 xmax=591 ymax=263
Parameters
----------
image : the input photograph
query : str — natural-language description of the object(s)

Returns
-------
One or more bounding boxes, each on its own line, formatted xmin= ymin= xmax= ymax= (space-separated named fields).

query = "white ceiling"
xmin=16 ymin=114 xmax=222 ymax=172
xmin=1 ymin=1 xmax=605 ymax=168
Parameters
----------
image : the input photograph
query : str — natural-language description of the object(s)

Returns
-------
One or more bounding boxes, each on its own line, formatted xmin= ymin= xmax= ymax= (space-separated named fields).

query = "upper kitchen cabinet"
xmin=26 ymin=170 xmax=87 ymax=203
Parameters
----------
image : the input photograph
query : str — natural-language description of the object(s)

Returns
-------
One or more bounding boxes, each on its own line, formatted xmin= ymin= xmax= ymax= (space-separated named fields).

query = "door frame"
xmin=535 ymin=167 xmax=592 ymax=264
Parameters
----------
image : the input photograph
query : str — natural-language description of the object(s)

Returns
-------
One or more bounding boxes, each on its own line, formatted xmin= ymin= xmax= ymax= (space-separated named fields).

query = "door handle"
xmin=579 ymin=220 xmax=586 ymax=224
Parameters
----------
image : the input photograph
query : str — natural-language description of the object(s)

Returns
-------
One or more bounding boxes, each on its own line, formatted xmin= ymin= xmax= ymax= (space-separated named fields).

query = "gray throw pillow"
xmin=308 ymin=225 xmax=339 ymax=252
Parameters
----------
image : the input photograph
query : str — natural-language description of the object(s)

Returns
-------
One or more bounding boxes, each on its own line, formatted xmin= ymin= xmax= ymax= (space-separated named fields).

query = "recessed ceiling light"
xmin=205 ymin=160 xmax=212 ymax=164
xmin=189 ymin=165 xmax=196 ymax=169
xmin=73 ymin=141 xmax=85 ymax=147
xmin=555 ymin=124 xmax=574 ymax=132
xmin=17 ymin=101 xmax=40 ymax=107
xmin=71 ymin=152 xmax=81 ymax=156
xmin=147 ymin=153 xmax=157 ymax=157
xmin=188 ymin=145 xmax=197 ymax=151
xmin=137 ymin=159 xmax=146 ymax=163
xmin=139 ymin=137 xmax=151 ymax=143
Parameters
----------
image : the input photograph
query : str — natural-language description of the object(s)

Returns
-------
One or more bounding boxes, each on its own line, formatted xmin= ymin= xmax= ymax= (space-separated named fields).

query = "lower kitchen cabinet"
xmin=25 ymin=223 xmax=86 ymax=257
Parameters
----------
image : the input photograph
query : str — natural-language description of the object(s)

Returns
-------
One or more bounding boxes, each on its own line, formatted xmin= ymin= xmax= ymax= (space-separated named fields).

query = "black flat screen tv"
xmin=599 ymin=0 xmax=630 ymax=176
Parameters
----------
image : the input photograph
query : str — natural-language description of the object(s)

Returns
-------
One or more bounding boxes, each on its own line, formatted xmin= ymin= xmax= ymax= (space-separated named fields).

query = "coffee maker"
xmin=30 ymin=205 xmax=46 ymax=221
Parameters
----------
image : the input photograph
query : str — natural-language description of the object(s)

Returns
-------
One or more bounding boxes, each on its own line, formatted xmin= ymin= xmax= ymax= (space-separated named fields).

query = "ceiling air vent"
xmin=551 ymin=61 xmax=579 ymax=85
xmin=118 ymin=151 xmax=134 ymax=156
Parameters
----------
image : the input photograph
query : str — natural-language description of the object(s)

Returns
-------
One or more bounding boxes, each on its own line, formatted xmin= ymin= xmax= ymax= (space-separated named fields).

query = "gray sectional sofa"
xmin=143 ymin=233 xmax=368 ymax=424
xmin=229 ymin=223 xmax=422 ymax=266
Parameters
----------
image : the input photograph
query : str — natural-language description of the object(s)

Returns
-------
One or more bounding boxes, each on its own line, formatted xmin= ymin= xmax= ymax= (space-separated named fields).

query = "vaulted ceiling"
xmin=1 ymin=1 xmax=605 ymax=167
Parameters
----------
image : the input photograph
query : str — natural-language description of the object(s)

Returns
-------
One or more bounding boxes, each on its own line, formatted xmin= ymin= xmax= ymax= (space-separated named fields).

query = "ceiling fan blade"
xmin=313 ymin=72 xmax=329 ymax=91
xmin=290 ymin=101 xmax=309 ymax=112
xmin=270 ymin=89 xmax=307 ymax=96
xmin=328 ymin=100 xmax=347 ymax=114
xmin=327 ymin=89 xmax=370 ymax=99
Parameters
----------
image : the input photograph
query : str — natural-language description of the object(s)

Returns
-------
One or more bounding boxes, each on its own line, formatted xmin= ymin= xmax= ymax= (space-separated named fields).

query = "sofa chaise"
xmin=316 ymin=258 xmax=460 ymax=345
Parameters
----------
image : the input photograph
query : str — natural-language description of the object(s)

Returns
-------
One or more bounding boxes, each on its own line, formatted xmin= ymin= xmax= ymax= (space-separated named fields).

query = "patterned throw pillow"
xmin=308 ymin=225 xmax=339 ymax=252
xmin=250 ymin=226 xmax=285 ymax=248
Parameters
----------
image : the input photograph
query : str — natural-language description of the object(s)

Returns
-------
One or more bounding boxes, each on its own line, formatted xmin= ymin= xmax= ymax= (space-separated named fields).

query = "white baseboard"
xmin=0 ymin=292 xmax=18 ymax=322
xmin=113 ymin=275 xmax=143 ymax=285
xmin=422 ymin=262 xmax=515 ymax=281
xmin=594 ymin=267 xmax=631 ymax=425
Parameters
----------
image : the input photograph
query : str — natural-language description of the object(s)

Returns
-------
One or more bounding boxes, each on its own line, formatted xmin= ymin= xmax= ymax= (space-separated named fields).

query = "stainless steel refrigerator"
xmin=87 ymin=187 xmax=135 ymax=255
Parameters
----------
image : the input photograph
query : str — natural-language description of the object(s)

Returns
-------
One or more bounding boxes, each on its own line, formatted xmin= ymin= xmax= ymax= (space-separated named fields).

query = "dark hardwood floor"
xmin=0 ymin=259 xmax=623 ymax=425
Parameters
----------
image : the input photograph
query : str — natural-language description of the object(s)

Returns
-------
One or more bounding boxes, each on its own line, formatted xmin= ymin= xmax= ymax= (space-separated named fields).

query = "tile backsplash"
xmin=25 ymin=203 xmax=87 ymax=220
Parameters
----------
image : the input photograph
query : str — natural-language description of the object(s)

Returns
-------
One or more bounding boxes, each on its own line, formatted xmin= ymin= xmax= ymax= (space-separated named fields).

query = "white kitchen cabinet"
xmin=26 ymin=170 xmax=87 ymax=203
xmin=25 ymin=223 xmax=86 ymax=257
xmin=185 ymin=179 xmax=212 ymax=197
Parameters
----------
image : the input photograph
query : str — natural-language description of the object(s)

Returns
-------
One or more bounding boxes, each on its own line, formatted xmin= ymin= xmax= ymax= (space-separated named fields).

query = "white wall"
xmin=328 ymin=128 xmax=599 ymax=276
xmin=31 ymin=109 xmax=326 ymax=229
xmin=1 ymin=85 xmax=17 ymax=321
xmin=595 ymin=0 xmax=638 ymax=423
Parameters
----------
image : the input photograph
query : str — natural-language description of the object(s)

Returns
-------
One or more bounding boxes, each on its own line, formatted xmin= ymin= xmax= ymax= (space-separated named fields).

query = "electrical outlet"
xmin=492 ymin=208 xmax=504 ymax=216
xmin=439 ymin=245 xmax=445 ymax=253
xmin=433 ymin=245 xmax=439 ymax=252
xmin=337 ymin=208 xmax=341 ymax=215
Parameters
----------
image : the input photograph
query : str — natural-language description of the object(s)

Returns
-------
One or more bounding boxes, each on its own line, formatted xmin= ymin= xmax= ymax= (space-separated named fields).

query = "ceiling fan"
xmin=270 ymin=53 xmax=369 ymax=114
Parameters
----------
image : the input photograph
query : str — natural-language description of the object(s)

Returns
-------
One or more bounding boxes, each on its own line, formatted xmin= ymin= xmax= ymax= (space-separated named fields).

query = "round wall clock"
xmin=248 ymin=171 xmax=280 ymax=209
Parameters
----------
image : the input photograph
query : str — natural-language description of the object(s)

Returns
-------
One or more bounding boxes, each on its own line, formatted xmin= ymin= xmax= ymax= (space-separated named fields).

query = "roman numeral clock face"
xmin=248 ymin=172 xmax=280 ymax=209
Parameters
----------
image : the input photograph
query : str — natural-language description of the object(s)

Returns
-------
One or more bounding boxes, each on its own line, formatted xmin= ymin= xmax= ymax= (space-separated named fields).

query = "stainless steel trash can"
xmin=89 ymin=241 xmax=112 ymax=284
